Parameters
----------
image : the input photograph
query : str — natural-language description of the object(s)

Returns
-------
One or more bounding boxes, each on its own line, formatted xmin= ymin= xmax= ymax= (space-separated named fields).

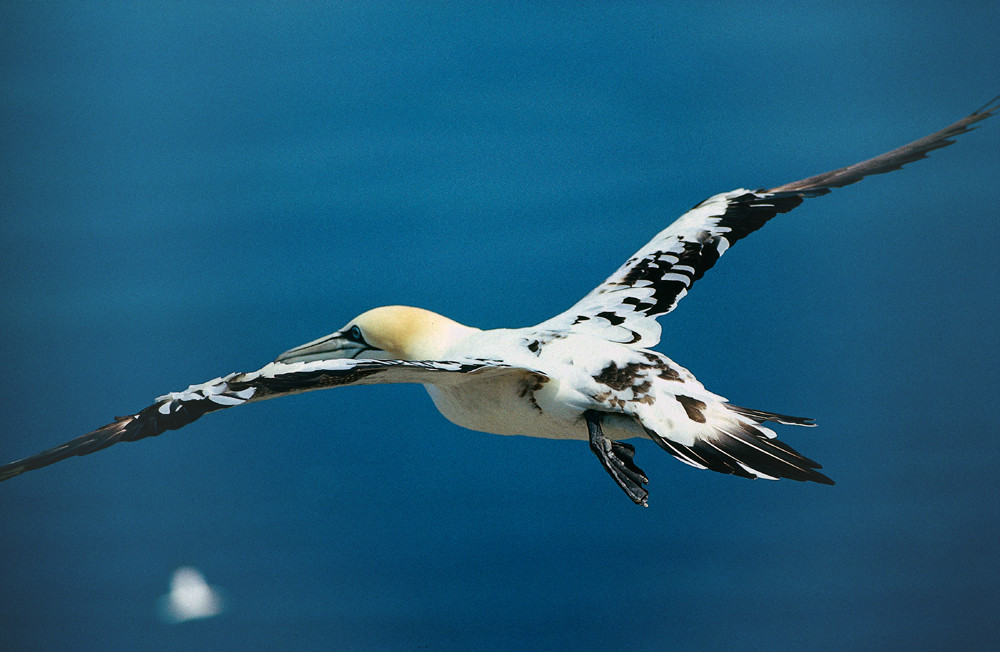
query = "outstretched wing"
xmin=0 ymin=358 xmax=548 ymax=481
xmin=537 ymin=96 xmax=999 ymax=347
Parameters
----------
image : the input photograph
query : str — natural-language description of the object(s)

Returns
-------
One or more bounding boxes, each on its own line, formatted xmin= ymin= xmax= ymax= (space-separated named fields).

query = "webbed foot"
xmin=585 ymin=410 xmax=649 ymax=507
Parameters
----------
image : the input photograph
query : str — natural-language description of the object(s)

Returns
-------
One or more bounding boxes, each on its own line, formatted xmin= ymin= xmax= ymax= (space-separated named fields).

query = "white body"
xmin=426 ymin=326 xmax=724 ymax=445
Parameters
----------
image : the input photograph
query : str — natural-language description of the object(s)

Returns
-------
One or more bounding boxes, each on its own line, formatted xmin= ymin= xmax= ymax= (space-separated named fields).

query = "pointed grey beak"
xmin=275 ymin=332 xmax=372 ymax=363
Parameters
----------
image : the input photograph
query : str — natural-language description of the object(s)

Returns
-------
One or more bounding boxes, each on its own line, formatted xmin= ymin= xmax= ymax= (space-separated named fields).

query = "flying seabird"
xmin=1 ymin=98 xmax=997 ymax=505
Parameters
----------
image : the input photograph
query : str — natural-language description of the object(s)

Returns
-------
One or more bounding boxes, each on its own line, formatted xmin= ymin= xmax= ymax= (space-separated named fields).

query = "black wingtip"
xmin=0 ymin=417 xmax=135 ymax=482
xmin=972 ymin=92 xmax=1000 ymax=116
xmin=767 ymin=97 xmax=998 ymax=195
xmin=0 ymin=396 xmax=213 ymax=482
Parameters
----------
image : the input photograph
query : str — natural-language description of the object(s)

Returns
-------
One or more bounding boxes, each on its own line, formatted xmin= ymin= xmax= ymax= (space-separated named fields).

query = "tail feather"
xmin=727 ymin=404 xmax=816 ymax=427
xmin=644 ymin=416 xmax=834 ymax=486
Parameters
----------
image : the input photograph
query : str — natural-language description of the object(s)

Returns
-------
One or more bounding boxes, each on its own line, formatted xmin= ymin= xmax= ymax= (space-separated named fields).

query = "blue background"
xmin=2 ymin=3 xmax=999 ymax=650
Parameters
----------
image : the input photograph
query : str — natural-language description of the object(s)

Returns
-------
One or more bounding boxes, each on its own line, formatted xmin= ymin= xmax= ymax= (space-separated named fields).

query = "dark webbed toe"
xmin=585 ymin=411 xmax=649 ymax=507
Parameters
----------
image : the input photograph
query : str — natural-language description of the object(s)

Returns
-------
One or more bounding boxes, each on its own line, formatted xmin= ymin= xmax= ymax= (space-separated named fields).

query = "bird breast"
xmin=425 ymin=329 xmax=653 ymax=441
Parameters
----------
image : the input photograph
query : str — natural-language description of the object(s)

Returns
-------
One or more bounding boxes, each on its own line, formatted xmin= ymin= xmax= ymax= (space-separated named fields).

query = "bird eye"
xmin=347 ymin=325 xmax=364 ymax=342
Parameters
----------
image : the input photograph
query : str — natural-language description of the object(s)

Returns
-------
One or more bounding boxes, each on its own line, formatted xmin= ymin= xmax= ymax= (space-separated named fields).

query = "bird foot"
xmin=585 ymin=411 xmax=649 ymax=507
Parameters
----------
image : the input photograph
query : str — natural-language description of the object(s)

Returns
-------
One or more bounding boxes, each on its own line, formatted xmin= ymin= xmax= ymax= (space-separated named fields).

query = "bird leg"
xmin=585 ymin=410 xmax=649 ymax=507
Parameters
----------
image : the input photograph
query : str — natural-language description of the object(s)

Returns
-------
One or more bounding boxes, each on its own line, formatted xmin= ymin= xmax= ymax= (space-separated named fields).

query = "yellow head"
xmin=275 ymin=306 xmax=476 ymax=362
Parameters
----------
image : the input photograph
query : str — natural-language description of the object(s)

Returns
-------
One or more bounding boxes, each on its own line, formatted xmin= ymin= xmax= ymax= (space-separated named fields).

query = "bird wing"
xmin=536 ymin=96 xmax=998 ymax=347
xmin=0 ymin=358 xmax=549 ymax=481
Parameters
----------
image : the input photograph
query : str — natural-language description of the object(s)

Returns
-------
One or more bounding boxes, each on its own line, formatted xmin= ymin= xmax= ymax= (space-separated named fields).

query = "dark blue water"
xmin=2 ymin=4 xmax=999 ymax=650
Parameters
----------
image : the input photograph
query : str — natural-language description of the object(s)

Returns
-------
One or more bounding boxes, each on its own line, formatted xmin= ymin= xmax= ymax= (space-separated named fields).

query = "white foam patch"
xmin=157 ymin=567 xmax=225 ymax=624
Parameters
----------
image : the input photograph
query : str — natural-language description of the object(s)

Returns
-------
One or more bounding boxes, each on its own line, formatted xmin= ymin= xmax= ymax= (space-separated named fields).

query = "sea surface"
xmin=2 ymin=4 xmax=999 ymax=650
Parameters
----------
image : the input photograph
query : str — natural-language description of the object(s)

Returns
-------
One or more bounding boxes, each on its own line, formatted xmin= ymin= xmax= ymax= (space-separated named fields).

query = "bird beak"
xmin=274 ymin=333 xmax=373 ymax=363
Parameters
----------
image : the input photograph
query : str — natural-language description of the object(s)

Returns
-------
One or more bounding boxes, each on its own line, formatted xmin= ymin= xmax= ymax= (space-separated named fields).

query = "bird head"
xmin=274 ymin=306 xmax=475 ymax=363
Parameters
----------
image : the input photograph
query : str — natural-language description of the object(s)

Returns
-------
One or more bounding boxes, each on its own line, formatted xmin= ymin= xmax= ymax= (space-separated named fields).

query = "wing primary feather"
xmin=768 ymin=94 xmax=999 ymax=194
xmin=536 ymin=98 xmax=997 ymax=347
xmin=0 ymin=358 xmax=544 ymax=481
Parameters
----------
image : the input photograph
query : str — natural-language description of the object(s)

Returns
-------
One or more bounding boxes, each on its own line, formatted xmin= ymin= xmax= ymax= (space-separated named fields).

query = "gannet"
xmin=1 ymin=98 xmax=996 ymax=506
